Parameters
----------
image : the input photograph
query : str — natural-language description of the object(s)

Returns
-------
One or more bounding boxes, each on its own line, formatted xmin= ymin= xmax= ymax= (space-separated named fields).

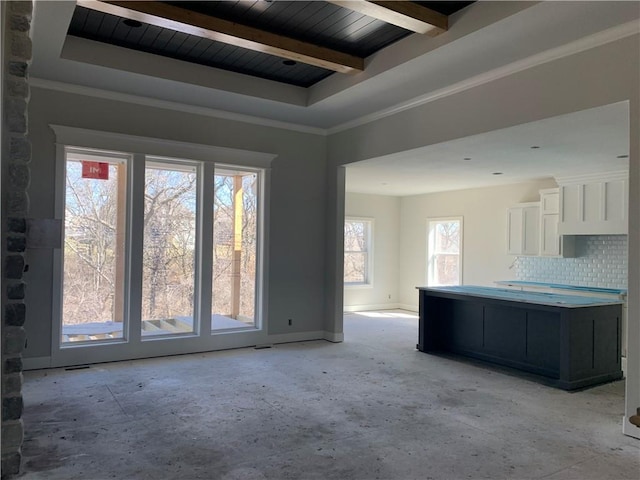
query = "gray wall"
xmin=25 ymin=87 xmax=328 ymax=359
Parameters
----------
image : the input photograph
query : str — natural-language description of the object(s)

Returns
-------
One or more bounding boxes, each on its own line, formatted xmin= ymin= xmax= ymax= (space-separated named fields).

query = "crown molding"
xmin=555 ymin=170 xmax=628 ymax=185
xmin=50 ymin=124 xmax=278 ymax=168
xmin=328 ymin=20 xmax=640 ymax=135
xmin=30 ymin=77 xmax=328 ymax=136
xmin=29 ymin=19 xmax=639 ymax=138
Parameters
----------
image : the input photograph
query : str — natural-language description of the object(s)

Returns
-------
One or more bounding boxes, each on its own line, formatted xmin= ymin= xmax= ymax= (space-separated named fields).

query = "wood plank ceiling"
xmin=69 ymin=1 xmax=473 ymax=88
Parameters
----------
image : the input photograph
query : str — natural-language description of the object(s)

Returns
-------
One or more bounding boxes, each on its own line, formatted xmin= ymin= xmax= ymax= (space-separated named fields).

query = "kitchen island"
xmin=417 ymin=286 xmax=623 ymax=390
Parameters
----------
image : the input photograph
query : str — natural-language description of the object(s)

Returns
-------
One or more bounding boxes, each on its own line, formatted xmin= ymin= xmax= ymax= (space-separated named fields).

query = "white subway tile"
xmin=514 ymin=235 xmax=627 ymax=288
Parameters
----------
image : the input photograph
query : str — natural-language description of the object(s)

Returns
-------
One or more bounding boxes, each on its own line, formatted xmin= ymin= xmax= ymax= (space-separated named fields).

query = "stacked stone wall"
xmin=2 ymin=1 xmax=32 ymax=477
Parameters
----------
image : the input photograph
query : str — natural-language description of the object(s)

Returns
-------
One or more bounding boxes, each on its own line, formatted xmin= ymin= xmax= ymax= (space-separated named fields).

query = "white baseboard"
xmin=323 ymin=331 xmax=344 ymax=343
xmin=23 ymin=356 xmax=52 ymax=371
xmin=623 ymin=415 xmax=640 ymax=439
xmin=397 ymin=303 xmax=419 ymax=313
xmin=23 ymin=331 xmax=332 ymax=371
xmin=343 ymin=302 xmax=401 ymax=312
xmin=266 ymin=330 xmax=326 ymax=345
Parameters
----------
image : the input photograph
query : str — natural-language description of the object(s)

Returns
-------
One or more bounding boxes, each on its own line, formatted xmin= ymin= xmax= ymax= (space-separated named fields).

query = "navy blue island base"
xmin=417 ymin=286 xmax=624 ymax=390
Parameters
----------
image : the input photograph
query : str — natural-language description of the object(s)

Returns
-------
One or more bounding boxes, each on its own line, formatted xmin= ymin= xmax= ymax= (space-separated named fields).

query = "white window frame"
xmin=141 ymin=156 xmax=202 ymax=339
xmin=50 ymin=125 xmax=274 ymax=367
xmin=59 ymin=147 xmax=134 ymax=345
xmin=344 ymin=217 xmax=374 ymax=288
xmin=211 ymin=163 xmax=265 ymax=332
xmin=427 ymin=216 xmax=463 ymax=287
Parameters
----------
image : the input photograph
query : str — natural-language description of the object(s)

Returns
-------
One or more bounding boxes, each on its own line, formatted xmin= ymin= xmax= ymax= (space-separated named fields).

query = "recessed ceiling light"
xmin=492 ymin=172 xmax=503 ymax=175
xmin=282 ymin=60 xmax=297 ymax=66
xmin=123 ymin=19 xmax=143 ymax=28
xmin=530 ymin=146 xmax=540 ymax=149
xmin=617 ymin=154 xmax=629 ymax=159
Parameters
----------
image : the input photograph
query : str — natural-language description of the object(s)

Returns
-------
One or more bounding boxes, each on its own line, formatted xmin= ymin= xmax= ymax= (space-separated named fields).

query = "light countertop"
xmin=494 ymin=280 xmax=626 ymax=296
xmin=417 ymin=285 xmax=624 ymax=308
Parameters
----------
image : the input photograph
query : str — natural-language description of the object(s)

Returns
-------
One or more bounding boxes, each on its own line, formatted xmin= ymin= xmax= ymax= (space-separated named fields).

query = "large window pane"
xmin=427 ymin=218 xmax=462 ymax=286
xmin=344 ymin=219 xmax=372 ymax=285
xmin=212 ymin=169 xmax=258 ymax=330
xmin=62 ymin=150 xmax=127 ymax=343
xmin=141 ymin=161 xmax=197 ymax=337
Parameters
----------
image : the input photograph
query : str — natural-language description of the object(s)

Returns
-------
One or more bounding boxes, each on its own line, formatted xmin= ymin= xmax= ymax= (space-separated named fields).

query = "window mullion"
xmin=200 ymin=163 xmax=214 ymax=334
xmin=127 ymin=153 xmax=146 ymax=344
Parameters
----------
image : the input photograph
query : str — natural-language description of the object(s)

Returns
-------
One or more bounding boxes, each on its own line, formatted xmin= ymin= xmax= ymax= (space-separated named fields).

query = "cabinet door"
xmin=541 ymin=191 xmax=559 ymax=215
xmin=522 ymin=206 xmax=540 ymax=255
xmin=604 ymin=179 xmax=626 ymax=224
xmin=560 ymin=184 xmax=581 ymax=225
xmin=508 ymin=205 xmax=539 ymax=255
xmin=541 ymin=214 xmax=560 ymax=256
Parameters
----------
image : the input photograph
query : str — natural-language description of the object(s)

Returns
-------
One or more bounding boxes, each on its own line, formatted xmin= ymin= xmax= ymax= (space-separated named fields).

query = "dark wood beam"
xmin=77 ymin=1 xmax=364 ymax=74
xmin=328 ymin=1 xmax=448 ymax=36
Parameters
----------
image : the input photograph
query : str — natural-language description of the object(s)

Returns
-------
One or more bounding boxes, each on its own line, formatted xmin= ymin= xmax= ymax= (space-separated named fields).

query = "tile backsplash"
xmin=514 ymin=235 xmax=628 ymax=289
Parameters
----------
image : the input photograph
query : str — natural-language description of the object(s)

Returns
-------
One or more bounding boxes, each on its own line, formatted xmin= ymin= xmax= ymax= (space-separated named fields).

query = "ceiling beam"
xmin=327 ymin=1 xmax=448 ymax=36
xmin=77 ymin=1 xmax=364 ymax=74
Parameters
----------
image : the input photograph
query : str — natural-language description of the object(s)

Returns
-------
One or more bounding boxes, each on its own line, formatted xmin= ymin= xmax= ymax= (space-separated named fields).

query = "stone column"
xmin=2 ymin=1 xmax=32 ymax=476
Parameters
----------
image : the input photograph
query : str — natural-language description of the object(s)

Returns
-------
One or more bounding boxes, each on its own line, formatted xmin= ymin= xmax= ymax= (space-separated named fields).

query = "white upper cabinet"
xmin=539 ymin=188 xmax=574 ymax=257
xmin=540 ymin=188 xmax=560 ymax=215
xmin=540 ymin=213 xmax=561 ymax=255
xmin=557 ymin=171 xmax=628 ymax=235
xmin=507 ymin=202 xmax=540 ymax=255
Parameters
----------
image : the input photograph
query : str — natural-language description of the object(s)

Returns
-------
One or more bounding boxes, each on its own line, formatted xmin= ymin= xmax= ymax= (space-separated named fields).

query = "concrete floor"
xmin=18 ymin=310 xmax=640 ymax=479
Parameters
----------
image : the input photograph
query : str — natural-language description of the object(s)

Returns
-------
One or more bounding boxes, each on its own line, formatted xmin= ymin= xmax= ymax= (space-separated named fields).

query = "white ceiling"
xmin=345 ymin=102 xmax=630 ymax=196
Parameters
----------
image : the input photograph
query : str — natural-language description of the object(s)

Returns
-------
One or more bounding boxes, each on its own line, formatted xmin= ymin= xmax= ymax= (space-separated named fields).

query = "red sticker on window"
xmin=81 ymin=161 xmax=109 ymax=180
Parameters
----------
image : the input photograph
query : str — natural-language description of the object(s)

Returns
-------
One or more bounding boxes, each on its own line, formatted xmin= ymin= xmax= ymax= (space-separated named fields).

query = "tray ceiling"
xmin=68 ymin=1 xmax=473 ymax=87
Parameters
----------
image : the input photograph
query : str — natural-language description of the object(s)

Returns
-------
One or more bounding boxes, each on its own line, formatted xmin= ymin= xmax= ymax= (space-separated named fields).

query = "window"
xmin=212 ymin=167 xmax=260 ymax=330
xmin=58 ymin=145 xmax=265 ymax=352
xmin=141 ymin=159 xmax=198 ymax=337
xmin=52 ymin=126 xmax=274 ymax=367
xmin=62 ymin=148 xmax=129 ymax=342
xmin=344 ymin=218 xmax=372 ymax=285
xmin=427 ymin=217 xmax=463 ymax=286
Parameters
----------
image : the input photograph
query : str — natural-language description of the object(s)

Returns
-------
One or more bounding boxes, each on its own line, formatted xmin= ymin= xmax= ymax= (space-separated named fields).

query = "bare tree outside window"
xmin=212 ymin=171 xmax=258 ymax=328
xmin=62 ymin=150 xmax=261 ymax=341
xmin=427 ymin=218 xmax=463 ymax=286
xmin=62 ymin=158 xmax=126 ymax=337
xmin=141 ymin=162 xmax=197 ymax=333
xmin=344 ymin=219 xmax=372 ymax=284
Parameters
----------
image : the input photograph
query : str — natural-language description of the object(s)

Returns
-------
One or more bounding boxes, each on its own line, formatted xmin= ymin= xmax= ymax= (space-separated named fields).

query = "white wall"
xmin=344 ymin=192 xmax=400 ymax=311
xmin=398 ymin=179 xmax=557 ymax=309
